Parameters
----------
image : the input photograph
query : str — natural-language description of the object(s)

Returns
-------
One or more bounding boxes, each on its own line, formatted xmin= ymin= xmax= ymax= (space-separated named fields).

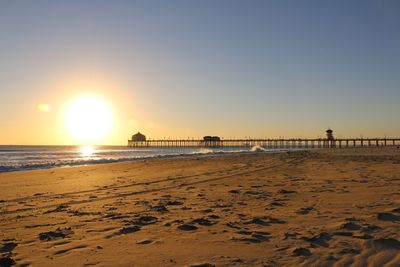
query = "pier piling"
xmin=128 ymin=138 xmax=400 ymax=148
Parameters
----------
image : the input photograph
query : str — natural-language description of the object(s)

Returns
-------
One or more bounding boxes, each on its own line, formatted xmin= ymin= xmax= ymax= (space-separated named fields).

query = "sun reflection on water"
xmin=79 ymin=145 xmax=96 ymax=157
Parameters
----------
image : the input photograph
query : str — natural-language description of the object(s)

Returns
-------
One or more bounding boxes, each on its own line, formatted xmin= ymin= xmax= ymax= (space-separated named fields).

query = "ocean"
xmin=0 ymin=145 xmax=288 ymax=173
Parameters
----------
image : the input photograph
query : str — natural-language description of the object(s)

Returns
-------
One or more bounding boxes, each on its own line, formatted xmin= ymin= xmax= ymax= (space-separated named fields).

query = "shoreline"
xmin=0 ymin=147 xmax=302 ymax=173
xmin=1 ymin=147 xmax=399 ymax=266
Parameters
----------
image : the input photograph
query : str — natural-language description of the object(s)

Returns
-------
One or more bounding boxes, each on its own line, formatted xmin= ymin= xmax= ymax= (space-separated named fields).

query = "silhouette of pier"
xmin=128 ymin=130 xmax=400 ymax=148
xmin=128 ymin=138 xmax=400 ymax=148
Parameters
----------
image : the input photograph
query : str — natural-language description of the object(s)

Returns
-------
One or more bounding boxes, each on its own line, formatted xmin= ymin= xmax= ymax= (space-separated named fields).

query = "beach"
xmin=1 ymin=147 xmax=399 ymax=267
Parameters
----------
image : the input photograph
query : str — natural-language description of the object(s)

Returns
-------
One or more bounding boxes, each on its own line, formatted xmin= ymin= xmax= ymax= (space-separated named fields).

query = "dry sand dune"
xmin=1 ymin=147 xmax=399 ymax=266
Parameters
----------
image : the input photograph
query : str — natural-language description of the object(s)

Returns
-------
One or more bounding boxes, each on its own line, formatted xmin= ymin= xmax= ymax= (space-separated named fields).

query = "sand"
xmin=0 ymin=147 xmax=400 ymax=267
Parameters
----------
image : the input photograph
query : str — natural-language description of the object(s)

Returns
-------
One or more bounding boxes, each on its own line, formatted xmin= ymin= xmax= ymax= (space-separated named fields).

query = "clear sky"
xmin=0 ymin=0 xmax=399 ymax=145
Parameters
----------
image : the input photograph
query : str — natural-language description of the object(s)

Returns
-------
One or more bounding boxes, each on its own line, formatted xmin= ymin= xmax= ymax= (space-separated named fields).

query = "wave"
xmin=0 ymin=147 xmax=263 ymax=173
xmin=250 ymin=145 xmax=268 ymax=152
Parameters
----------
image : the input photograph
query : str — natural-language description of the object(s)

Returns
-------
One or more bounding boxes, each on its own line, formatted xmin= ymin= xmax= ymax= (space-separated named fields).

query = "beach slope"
xmin=1 ymin=148 xmax=399 ymax=266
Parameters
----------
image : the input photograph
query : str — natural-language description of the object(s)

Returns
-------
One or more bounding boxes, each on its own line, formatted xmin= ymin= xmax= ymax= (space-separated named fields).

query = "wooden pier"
xmin=128 ymin=138 xmax=400 ymax=149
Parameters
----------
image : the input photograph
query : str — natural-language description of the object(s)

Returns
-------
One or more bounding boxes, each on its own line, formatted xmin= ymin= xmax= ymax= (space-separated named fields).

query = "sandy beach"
xmin=1 ymin=147 xmax=399 ymax=267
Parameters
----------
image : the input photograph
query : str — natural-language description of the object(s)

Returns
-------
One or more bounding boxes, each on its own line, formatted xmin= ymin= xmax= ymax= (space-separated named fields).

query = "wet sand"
xmin=1 ymin=147 xmax=400 ymax=266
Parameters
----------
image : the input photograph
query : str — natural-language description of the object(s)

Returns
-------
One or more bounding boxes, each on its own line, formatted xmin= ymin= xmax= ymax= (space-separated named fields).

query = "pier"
xmin=128 ymin=138 xmax=400 ymax=149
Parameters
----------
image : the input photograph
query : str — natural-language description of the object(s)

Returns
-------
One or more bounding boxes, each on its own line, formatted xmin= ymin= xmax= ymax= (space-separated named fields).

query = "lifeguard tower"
xmin=326 ymin=129 xmax=334 ymax=141
xmin=325 ymin=128 xmax=335 ymax=147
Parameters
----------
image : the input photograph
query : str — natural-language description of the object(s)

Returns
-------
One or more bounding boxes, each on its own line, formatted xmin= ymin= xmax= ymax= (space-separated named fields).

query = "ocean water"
xmin=0 ymin=145 xmax=282 ymax=172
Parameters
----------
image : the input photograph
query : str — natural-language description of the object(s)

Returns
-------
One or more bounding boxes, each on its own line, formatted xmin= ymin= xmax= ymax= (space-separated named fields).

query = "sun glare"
xmin=37 ymin=103 xmax=51 ymax=112
xmin=79 ymin=145 xmax=96 ymax=157
xmin=66 ymin=96 xmax=113 ymax=144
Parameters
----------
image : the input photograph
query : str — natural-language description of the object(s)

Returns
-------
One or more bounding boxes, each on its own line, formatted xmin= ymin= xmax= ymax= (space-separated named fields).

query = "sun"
xmin=65 ymin=95 xmax=113 ymax=144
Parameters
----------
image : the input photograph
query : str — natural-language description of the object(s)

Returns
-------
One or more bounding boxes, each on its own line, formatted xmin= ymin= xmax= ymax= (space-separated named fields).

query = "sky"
xmin=0 ymin=0 xmax=399 ymax=145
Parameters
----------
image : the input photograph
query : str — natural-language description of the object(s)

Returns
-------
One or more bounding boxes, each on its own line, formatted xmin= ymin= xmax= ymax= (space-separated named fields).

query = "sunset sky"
xmin=1 ymin=1 xmax=399 ymax=145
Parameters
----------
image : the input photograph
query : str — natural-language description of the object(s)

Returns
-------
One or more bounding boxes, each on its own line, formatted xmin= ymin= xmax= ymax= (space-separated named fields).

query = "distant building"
xmin=326 ymin=129 xmax=334 ymax=141
xmin=203 ymin=136 xmax=221 ymax=142
xmin=131 ymin=132 xmax=146 ymax=142
xmin=201 ymin=136 xmax=221 ymax=147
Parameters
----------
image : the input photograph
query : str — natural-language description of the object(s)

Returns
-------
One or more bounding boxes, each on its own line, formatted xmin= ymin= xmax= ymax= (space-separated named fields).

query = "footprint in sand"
xmin=200 ymin=208 xmax=213 ymax=213
xmin=39 ymin=228 xmax=74 ymax=241
xmin=278 ymin=189 xmax=297 ymax=194
xmin=165 ymin=200 xmax=184 ymax=206
xmin=44 ymin=204 xmax=69 ymax=214
xmin=104 ymin=213 xmax=130 ymax=220
xmin=231 ymin=230 xmax=271 ymax=243
xmin=297 ymin=206 xmax=314 ymax=215
xmin=0 ymin=242 xmax=17 ymax=253
xmin=0 ymin=257 xmax=16 ymax=267
xmin=284 ymin=230 xmax=299 ymax=240
xmin=292 ymin=247 xmax=312 ymax=257
xmin=136 ymin=239 xmax=153 ymax=245
xmin=226 ymin=222 xmax=241 ymax=229
xmin=269 ymin=201 xmax=286 ymax=207
xmin=377 ymin=212 xmax=400 ymax=221
xmin=244 ymin=216 xmax=286 ymax=226
xmin=149 ymin=204 xmax=169 ymax=213
xmin=341 ymin=221 xmax=362 ymax=231
xmin=191 ymin=218 xmax=217 ymax=226
xmin=392 ymin=207 xmax=400 ymax=213
xmin=117 ymin=225 xmax=141 ymax=235
xmin=338 ymin=246 xmax=362 ymax=255
xmin=369 ymin=238 xmax=400 ymax=249
xmin=177 ymin=224 xmax=198 ymax=231
xmin=304 ymin=232 xmax=331 ymax=247
xmin=352 ymin=233 xmax=373 ymax=239
xmin=131 ymin=215 xmax=158 ymax=226
xmin=334 ymin=231 xmax=353 ymax=237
